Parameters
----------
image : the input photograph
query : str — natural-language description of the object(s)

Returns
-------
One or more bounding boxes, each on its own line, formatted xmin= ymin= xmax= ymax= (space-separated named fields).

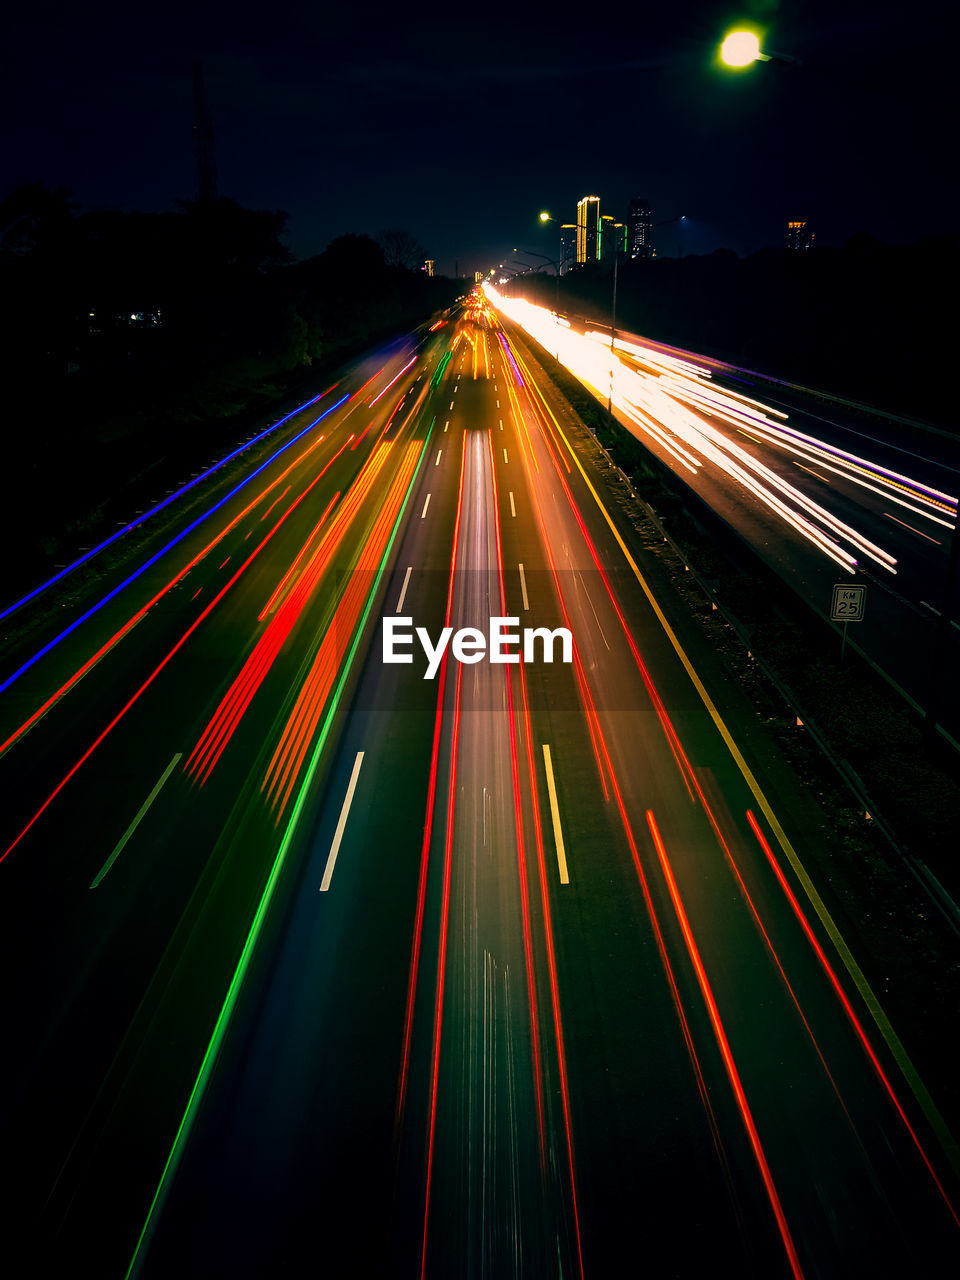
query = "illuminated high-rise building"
xmin=601 ymin=215 xmax=624 ymax=261
xmin=560 ymin=223 xmax=577 ymax=274
xmin=786 ymin=219 xmax=814 ymax=250
xmin=576 ymin=196 xmax=601 ymax=264
xmin=627 ymin=198 xmax=654 ymax=260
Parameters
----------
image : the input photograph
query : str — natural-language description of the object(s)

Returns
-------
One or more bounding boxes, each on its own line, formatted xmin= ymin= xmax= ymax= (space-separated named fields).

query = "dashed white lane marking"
xmin=884 ymin=511 xmax=941 ymax=546
xmin=794 ymin=461 xmax=831 ymax=484
xmin=542 ymin=745 xmax=569 ymax=885
xmin=396 ymin=566 xmax=413 ymax=613
xmin=320 ymin=752 xmax=365 ymax=892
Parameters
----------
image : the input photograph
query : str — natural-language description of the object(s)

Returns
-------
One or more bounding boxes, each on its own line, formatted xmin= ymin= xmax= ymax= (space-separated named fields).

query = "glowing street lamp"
xmin=719 ymin=28 xmax=801 ymax=68
xmin=720 ymin=30 xmax=768 ymax=67
xmin=539 ymin=210 xmax=552 ymax=223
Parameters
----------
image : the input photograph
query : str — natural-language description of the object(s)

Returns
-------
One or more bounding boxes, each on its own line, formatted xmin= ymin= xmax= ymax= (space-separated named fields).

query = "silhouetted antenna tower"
xmin=192 ymin=61 xmax=218 ymax=201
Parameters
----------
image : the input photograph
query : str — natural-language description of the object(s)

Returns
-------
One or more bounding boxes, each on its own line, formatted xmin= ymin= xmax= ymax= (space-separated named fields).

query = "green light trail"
xmin=124 ymin=420 xmax=435 ymax=1279
xmin=430 ymin=350 xmax=452 ymax=387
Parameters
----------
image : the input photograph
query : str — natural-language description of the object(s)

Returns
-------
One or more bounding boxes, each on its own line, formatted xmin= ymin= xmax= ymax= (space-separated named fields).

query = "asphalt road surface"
xmin=1 ymin=302 xmax=958 ymax=1277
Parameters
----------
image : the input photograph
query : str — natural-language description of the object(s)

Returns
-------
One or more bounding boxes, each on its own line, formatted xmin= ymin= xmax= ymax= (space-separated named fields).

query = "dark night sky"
xmin=2 ymin=0 xmax=955 ymax=273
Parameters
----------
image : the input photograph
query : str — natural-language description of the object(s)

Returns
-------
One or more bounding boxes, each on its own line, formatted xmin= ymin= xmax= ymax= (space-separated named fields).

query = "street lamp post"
xmin=511 ymin=248 xmax=564 ymax=359
xmin=719 ymin=28 xmax=801 ymax=68
xmin=536 ymin=211 xmax=569 ymax=288
xmin=597 ymin=215 xmax=629 ymax=413
xmin=513 ymin=248 xmax=561 ymax=310
xmin=534 ymin=211 xmax=619 ymax=399
xmin=530 ymin=208 xmax=684 ymax=409
xmin=607 ymin=245 xmax=619 ymax=413
xmin=536 ymin=210 xmax=623 ymax=410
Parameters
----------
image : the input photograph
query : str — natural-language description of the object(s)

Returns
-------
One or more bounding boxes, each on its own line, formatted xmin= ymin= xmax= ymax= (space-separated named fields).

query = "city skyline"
xmin=2 ymin=0 xmax=954 ymax=273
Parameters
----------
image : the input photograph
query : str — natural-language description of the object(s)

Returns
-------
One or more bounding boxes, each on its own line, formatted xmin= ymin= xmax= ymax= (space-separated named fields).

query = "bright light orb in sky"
xmin=721 ymin=31 xmax=762 ymax=67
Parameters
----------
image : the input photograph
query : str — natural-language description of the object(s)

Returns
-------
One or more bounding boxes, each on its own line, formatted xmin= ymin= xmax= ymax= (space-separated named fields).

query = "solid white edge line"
xmin=90 ymin=753 xmax=182 ymax=888
xmin=320 ymin=751 xmax=364 ymax=892
xmin=542 ymin=744 xmax=569 ymax=884
xmin=794 ymin=461 xmax=832 ymax=484
xmin=884 ymin=511 xmax=941 ymax=545
xmin=396 ymin=566 xmax=413 ymax=613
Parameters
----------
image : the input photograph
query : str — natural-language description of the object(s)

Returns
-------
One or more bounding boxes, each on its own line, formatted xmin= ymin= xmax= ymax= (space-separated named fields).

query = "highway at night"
xmin=1 ymin=298 xmax=958 ymax=1277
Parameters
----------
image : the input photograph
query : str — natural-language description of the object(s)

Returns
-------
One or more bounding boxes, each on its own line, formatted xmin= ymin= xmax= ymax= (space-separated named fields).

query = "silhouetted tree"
xmin=175 ymin=198 xmax=292 ymax=271
xmin=378 ymin=227 xmax=427 ymax=271
xmin=0 ymin=179 xmax=458 ymax=598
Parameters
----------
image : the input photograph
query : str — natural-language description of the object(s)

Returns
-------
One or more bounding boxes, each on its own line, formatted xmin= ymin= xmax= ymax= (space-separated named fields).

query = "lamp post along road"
xmin=720 ymin=28 xmax=802 ymax=68
xmin=608 ymin=248 xmax=619 ymax=412
xmin=513 ymin=250 xmax=564 ymax=359
xmin=514 ymin=249 xmax=562 ymax=312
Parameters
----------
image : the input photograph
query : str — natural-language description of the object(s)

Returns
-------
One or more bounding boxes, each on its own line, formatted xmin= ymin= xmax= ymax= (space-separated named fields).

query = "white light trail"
xmin=483 ymin=285 xmax=958 ymax=575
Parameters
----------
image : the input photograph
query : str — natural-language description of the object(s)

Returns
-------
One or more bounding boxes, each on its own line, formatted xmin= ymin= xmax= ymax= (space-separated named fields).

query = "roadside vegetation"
xmin=0 ymin=184 xmax=457 ymax=597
